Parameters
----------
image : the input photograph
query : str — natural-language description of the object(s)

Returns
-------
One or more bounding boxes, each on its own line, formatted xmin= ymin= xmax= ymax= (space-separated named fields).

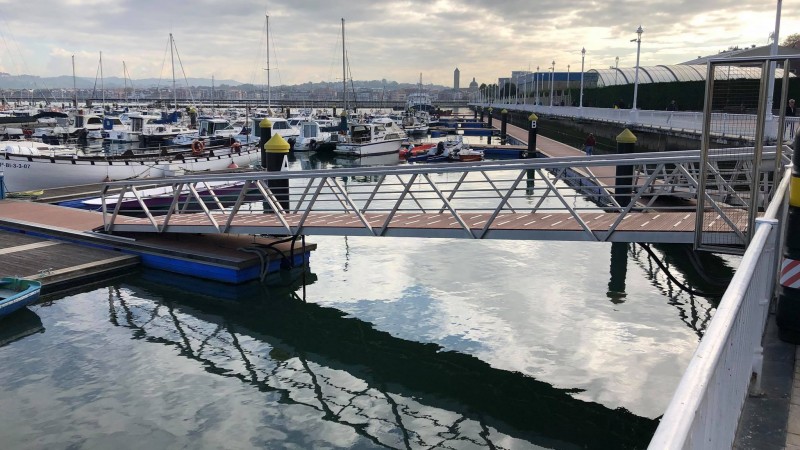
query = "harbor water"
xmin=0 ymin=130 xmax=739 ymax=449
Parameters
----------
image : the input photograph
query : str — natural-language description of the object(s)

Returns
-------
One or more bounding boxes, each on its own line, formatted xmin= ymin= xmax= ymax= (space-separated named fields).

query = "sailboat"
xmin=249 ymin=15 xmax=299 ymax=148
xmin=334 ymin=18 xmax=404 ymax=157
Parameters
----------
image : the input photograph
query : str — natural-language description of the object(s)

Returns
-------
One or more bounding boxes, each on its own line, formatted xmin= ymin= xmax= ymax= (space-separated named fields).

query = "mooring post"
xmin=473 ymin=107 xmax=478 ymax=121
xmin=259 ymin=118 xmax=272 ymax=170
xmin=500 ymin=109 xmax=508 ymax=145
xmin=777 ymin=134 xmax=800 ymax=343
xmin=487 ymin=107 xmax=493 ymax=145
xmin=265 ymin=133 xmax=291 ymax=211
xmin=527 ymin=113 xmax=538 ymax=158
xmin=615 ymin=128 xmax=637 ymax=207
xmin=479 ymin=107 xmax=485 ymax=122
xmin=607 ymin=243 xmax=629 ymax=303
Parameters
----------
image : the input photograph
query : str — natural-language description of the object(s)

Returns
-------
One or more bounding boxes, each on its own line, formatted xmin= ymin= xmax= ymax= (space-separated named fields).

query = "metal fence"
xmin=647 ymin=168 xmax=790 ymax=449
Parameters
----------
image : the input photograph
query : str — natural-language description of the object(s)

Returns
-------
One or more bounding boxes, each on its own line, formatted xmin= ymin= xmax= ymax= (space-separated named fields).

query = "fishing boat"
xmin=0 ymin=277 xmax=41 ymax=318
xmin=0 ymin=141 xmax=259 ymax=192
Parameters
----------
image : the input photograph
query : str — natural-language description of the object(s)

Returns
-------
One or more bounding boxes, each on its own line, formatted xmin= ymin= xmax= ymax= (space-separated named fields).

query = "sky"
xmin=0 ymin=0 xmax=797 ymax=88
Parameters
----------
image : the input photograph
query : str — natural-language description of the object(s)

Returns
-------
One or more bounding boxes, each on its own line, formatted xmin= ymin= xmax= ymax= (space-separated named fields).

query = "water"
xmin=0 ymin=124 xmax=740 ymax=448
xmin=0 ymin=234 xmax=736 ymax=449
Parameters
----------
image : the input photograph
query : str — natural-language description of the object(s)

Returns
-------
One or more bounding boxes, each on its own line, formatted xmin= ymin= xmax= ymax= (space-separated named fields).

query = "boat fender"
xmin=231 ymin=141 xmax=242 ymax=153
xmin=191 ymin=140 xmax=205 ymax=156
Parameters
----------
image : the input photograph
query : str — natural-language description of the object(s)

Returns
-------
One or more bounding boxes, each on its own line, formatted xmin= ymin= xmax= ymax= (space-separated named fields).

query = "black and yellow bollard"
xmin=259 ymin=118 xmax=272 ymax=170
xmin=777 ymin=136 xmax=800 ymax=342
xmin=615 ymin=129 xmax=637 ymax=207
xmin=265 ymin=133 xmax=291 ymax=212
xmin=527 ymin=113 xmax=538 ymax=158
xmin=500 ymin=109 xmax=508 ymax=145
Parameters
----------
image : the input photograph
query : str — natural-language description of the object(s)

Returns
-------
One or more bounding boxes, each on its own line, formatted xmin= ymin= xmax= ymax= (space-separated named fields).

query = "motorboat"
xmin=294 ymin=120 xmax=335 ymax=151
xmin=334 ymin=122 xmax=405 ymax=157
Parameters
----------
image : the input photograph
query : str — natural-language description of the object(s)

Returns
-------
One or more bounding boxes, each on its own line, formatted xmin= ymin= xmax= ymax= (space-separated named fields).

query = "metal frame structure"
xmin=648 ymin=168 xmax=790 ymax=449
xmin=100 ymin=149 xmax=783 ymax=245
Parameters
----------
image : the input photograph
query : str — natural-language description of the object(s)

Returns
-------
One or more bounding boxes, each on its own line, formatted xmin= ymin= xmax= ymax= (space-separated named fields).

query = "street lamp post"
xmin=535 ymin=66 xmax=539 ymax=105
xmin=580 ymin=47 xmax=586 ymax=108
xmin=631 ymin=25 xmax=643 ymax=112
xmin=549 ymin=60 xmax=555 ymax=108
xmin=566 ymin=64 xmax=570 ymax=106
xmin=614 ymin=56 xmax=619 ymax=86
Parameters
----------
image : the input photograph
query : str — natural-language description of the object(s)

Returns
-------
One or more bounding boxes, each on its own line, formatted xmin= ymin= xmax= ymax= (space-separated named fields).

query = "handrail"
xmin=647 ymin=168 xmax=791 ymax=449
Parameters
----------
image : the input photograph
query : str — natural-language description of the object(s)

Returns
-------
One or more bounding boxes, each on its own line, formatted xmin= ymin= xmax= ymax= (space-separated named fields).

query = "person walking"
xmin=786 ymin=99 xmax=796 ymax=141
xmin=584 ymin=133 xmax=596 ymax=156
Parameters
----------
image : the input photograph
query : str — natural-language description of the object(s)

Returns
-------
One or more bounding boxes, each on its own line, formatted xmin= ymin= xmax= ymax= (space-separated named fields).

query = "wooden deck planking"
xmin=0 ymin=230 xmax=139 ymax=287
xmin=108 ymin=210 xmax=746 ymax=236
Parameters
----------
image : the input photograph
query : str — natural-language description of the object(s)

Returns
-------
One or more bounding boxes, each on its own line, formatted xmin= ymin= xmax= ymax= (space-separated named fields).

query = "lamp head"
xmin=636 ymin=25 xmax=643 ymax=37
xmin=581 ymin=47 xmax=586 ymax=55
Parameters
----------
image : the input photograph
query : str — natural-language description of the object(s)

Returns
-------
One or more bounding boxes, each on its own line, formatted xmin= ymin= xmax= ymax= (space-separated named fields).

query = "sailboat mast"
xmin=170 ymin=33 xmax=177 ymax=111
xmin=123 ymin=61 xmax=127 ymax=103
xmin=266 ymin=15 xmax=271 ymax=112
xmin=341 ymin=18 xmax=347 ymax=112
xmin=212 ymin=74 xmax=215 ymax=116
xmin=72 ymin=55 xmax=77 ymax=108
xmin=100 ymin=51 xmax=104 ymax=110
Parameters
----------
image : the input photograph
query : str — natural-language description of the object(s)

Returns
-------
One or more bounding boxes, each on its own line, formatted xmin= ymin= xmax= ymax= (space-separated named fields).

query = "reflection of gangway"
xmin=627 ymin=243 xmax=728 ymax=337
xmin=107 ymin=274 xmax=658 ymax=449
xmin=101 ymin=148 xmax=781 ymax=251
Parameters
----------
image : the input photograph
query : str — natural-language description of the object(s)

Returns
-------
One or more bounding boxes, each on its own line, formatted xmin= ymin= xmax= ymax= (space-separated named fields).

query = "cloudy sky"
xmin=0 ymin=0 xmax=795 ymax=87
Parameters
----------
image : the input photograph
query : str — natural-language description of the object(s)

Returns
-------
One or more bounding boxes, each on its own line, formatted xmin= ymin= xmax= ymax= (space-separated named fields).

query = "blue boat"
xmin=0 ymin=277 xmax=42 ymax=318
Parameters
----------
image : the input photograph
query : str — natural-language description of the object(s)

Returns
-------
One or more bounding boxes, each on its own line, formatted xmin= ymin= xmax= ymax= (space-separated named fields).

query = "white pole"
xmin=535 ymin=66 xmax=539 ymax=105
xmin=767 ymin=0 xmax=782 ymax=118
xmin=549 ymin=60 xmax=555 ymax=107
xmin=632 ymin=26 xmax=643 ymax=111
xmin=580 ymin=47 xmax=586 ymax=108
xmin=566 ymin=64 xmax=570 ymax=106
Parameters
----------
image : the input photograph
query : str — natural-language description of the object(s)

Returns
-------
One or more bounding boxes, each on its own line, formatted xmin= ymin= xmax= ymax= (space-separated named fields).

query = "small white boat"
xmin=335 ymin=122 xmax=404 ymax=157
xmin=294 ymin=120 xmax=334 ymax=151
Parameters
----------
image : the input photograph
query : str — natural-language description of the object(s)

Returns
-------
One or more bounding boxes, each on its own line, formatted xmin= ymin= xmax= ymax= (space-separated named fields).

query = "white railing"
xmin=471 ymin=102 xmax=792 ymax=142
xmin=647 ymin=168 xmax=790 ymax=449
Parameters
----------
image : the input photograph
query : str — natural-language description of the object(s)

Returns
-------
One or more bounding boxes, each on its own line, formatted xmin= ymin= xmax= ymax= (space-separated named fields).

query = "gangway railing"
xmin=647 ymin=168 xmax=790 ymax=449
xmin=101 ymin=149 xmax=782 ymax=246
xmin=473 ymin=102 xmax=792 ymax=142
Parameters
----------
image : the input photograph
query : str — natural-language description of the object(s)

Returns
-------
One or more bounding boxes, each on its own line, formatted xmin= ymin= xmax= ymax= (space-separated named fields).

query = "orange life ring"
xmin=191 ymin=140 xmax=205 ymax=155
xmin=230 ymin=141 xmax=242 ymax=153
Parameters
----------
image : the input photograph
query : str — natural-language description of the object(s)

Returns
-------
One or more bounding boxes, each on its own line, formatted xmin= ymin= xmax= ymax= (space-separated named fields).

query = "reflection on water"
xmin=0 ymin=223 xmax=736 ymax=449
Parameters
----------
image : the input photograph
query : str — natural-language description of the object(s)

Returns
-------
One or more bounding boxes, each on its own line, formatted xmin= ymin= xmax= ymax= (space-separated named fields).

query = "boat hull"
xmin=0 ymin=278 xmax=41 ymax=318
xmin=334 ymin=138 xmax=403 ymax=157
xmin=1 ymin=147 xmax=260 ymax=192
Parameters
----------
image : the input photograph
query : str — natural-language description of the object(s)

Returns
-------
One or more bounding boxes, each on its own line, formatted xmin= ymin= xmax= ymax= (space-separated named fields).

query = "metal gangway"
xmin=101 ymin=148 xmax=782 ymax=250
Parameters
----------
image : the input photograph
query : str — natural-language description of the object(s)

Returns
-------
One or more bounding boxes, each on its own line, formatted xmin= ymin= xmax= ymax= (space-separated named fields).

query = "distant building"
xmin=469 ymin=77 xmax=478 ymax=92
xmin=454 ymin=68 xmax=460 ymax=90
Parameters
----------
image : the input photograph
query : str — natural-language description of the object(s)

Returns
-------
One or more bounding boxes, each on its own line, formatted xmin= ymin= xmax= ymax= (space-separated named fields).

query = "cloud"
xmin=0 ymin=0 xmax=796 ymax=86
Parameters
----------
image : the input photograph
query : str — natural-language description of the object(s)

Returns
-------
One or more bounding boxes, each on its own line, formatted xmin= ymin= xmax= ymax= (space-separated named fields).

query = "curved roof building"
xmin=587 ymin=64 xmax=792 ymax=87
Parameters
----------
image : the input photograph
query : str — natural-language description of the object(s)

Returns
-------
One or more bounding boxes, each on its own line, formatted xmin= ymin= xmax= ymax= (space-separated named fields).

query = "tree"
xmin=782 ymin=33 xmax=800 ymax=47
